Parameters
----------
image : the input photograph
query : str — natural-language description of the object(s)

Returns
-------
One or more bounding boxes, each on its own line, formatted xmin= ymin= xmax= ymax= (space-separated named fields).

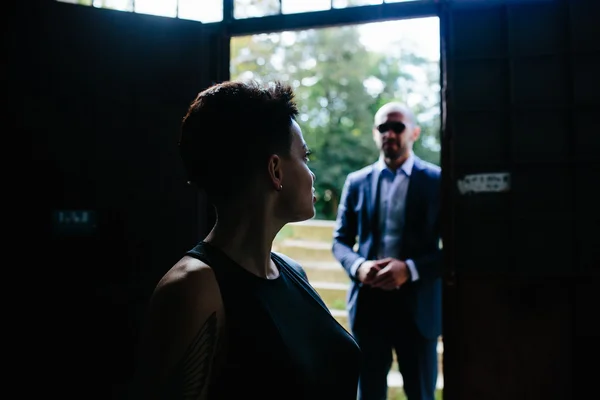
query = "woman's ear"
xmin=268 ymin=154 xmax=283 ymax=191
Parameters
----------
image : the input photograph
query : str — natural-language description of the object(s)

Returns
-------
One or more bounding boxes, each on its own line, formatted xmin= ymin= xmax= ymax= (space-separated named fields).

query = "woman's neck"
xmin=204 ymin=209 xmax=283 ymax=279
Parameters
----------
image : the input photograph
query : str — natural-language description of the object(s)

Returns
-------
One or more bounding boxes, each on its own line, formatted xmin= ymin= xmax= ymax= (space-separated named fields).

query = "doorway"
xmin=231 ymin=16 xmax=442 ymax=400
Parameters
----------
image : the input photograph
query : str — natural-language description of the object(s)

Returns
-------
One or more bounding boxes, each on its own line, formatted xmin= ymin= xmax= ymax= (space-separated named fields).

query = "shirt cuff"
xmin=405 ymin=259 xmax=419 ymax=281
xmin=350 ymin=257 xmax=366 ymax=279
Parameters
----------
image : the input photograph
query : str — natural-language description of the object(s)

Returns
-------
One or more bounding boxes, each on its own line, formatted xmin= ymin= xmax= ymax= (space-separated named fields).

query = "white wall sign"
xmin=457 ymin=172 xmax=511 ymax=195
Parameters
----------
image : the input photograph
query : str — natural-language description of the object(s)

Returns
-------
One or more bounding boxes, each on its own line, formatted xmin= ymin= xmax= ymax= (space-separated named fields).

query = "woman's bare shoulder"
xmin=152 ymin=255 xmax=222 ymax=311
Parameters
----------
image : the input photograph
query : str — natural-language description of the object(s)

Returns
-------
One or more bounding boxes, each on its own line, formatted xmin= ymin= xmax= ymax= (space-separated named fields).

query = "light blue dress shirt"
xmin=353 ymin=153 xmax=419 ymax=282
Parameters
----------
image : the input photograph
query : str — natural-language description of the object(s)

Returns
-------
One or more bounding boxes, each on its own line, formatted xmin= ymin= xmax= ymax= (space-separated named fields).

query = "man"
xmin=332 ymin=102 xmax=442 ymax=400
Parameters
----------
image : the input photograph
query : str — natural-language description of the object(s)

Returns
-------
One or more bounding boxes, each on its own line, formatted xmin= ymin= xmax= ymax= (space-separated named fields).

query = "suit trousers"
xmin=352 ymin=286 xmax=438 ymax=400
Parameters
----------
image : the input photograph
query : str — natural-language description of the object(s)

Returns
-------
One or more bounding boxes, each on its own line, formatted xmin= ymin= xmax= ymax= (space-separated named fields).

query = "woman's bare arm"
xmin=130 ymin=258 xmax=224 ymax=400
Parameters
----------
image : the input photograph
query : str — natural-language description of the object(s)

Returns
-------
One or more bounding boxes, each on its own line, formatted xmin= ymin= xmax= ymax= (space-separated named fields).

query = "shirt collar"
xmin=376 ymin=152 xmax=415 ymax=176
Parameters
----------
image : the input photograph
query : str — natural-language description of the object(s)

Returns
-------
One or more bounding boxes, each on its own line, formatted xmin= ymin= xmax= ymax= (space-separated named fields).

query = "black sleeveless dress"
xmin=185 ymin=241 xmax=361 ymax=400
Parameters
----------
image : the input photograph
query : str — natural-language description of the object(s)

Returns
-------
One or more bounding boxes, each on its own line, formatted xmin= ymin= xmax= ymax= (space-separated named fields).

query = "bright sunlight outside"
xmin=230 ymin=17 xmax=440 ymax=221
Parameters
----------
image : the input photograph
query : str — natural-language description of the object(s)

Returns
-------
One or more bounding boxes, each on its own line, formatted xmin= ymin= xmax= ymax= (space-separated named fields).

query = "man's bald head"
xmin=374 ymin=102 xmax=416 ymax=127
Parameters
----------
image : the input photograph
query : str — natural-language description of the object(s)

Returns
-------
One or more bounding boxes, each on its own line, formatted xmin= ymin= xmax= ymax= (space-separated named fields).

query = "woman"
xmin=131 ymin=80 xmax=361 ymax=399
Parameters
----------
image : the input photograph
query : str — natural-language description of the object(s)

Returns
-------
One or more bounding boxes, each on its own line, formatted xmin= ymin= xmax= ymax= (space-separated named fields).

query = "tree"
xmin=232 ymin=24 xmax=440 ymax=219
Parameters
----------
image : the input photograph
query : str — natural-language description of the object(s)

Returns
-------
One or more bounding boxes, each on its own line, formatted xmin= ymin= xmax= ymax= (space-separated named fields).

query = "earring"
xmin=278 ymin=184 xmax=283 ymax=191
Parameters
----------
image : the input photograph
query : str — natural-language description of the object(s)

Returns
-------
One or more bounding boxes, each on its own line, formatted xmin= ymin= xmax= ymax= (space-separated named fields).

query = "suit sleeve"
xmin=332 ymin=175 xmax=364 ymax=282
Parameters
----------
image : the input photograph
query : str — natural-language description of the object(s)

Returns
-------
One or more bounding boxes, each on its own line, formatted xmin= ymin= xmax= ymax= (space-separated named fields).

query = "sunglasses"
xmin=376 ymin=121 xmax=406 ymax=134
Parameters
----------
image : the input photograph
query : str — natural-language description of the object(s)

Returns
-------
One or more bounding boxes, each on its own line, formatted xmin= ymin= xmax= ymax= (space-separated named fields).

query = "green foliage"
xmin=231 ymin=25 xmax=440 ymax=220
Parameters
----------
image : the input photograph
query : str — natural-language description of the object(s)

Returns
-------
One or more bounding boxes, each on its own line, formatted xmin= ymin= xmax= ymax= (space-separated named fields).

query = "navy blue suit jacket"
xmin=332 ymin=156 xmax=442 ymax=340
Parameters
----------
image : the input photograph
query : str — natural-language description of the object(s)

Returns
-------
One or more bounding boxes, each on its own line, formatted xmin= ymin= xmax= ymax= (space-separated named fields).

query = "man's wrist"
xmin=351 ymin=257 xmax=366 ymax=278
xmin=405 ymin=259 xmax=419 ymax=281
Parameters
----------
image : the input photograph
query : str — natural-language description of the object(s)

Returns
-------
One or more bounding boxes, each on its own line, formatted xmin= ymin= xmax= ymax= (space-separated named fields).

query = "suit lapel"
xmin=367 ymin=163 xmax=382 ymax=226
xmin=404 ymin=157 xmax=423 ymax=239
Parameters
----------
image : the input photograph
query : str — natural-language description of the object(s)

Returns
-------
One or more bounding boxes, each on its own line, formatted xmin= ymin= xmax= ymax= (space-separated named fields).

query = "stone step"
xmin=311 ymin=281 xmax=349 ymax=311
xmin=302 ymin=261 xmax=350 ymax=285
xmin=284 ymin=219 xmax=337 ymax=242
xmin=272 ymin=218 xmax=446 ymax=391
xmin=275 ymin=239 xmax=338 ymax=263
xmin=326 ymin=307 xmax=444 ymax=385
xmin=329 ymin=309 xmax=444 ymax=389
xmin=330 ymin=308 xmax=350 ymax=332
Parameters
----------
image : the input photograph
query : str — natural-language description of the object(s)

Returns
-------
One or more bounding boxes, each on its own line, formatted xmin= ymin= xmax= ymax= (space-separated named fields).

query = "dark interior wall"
xmin=16 ymin=1 xmax=220 ymax=397
xmin=442 ymin=1 xmax=600 ymax=399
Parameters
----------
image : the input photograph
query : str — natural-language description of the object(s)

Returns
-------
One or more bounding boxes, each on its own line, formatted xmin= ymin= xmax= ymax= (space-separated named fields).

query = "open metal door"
xmin=441 ymin=0 xmax=600 ymax=399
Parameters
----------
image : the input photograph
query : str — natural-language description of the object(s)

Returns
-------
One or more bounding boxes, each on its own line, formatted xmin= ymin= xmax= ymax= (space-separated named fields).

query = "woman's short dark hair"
xmin=179 ymin=80 xmax=299 ymax=204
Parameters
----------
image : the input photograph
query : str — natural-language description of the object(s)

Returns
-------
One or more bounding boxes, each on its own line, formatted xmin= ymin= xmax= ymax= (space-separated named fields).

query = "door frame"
xmin=213 ymin=0 xmax=453 ymax=282
xmin=212 ymin=1 xmax=457 ymax=398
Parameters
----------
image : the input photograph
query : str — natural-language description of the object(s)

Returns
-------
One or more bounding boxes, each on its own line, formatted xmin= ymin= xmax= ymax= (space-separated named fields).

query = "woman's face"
xmin=276 ymin=120 xmax=316 ymax=223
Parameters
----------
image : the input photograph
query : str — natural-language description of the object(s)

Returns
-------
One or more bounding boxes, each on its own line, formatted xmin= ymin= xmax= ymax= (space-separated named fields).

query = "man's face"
xmin=372 ymin=111 xmax=420 ymax=160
